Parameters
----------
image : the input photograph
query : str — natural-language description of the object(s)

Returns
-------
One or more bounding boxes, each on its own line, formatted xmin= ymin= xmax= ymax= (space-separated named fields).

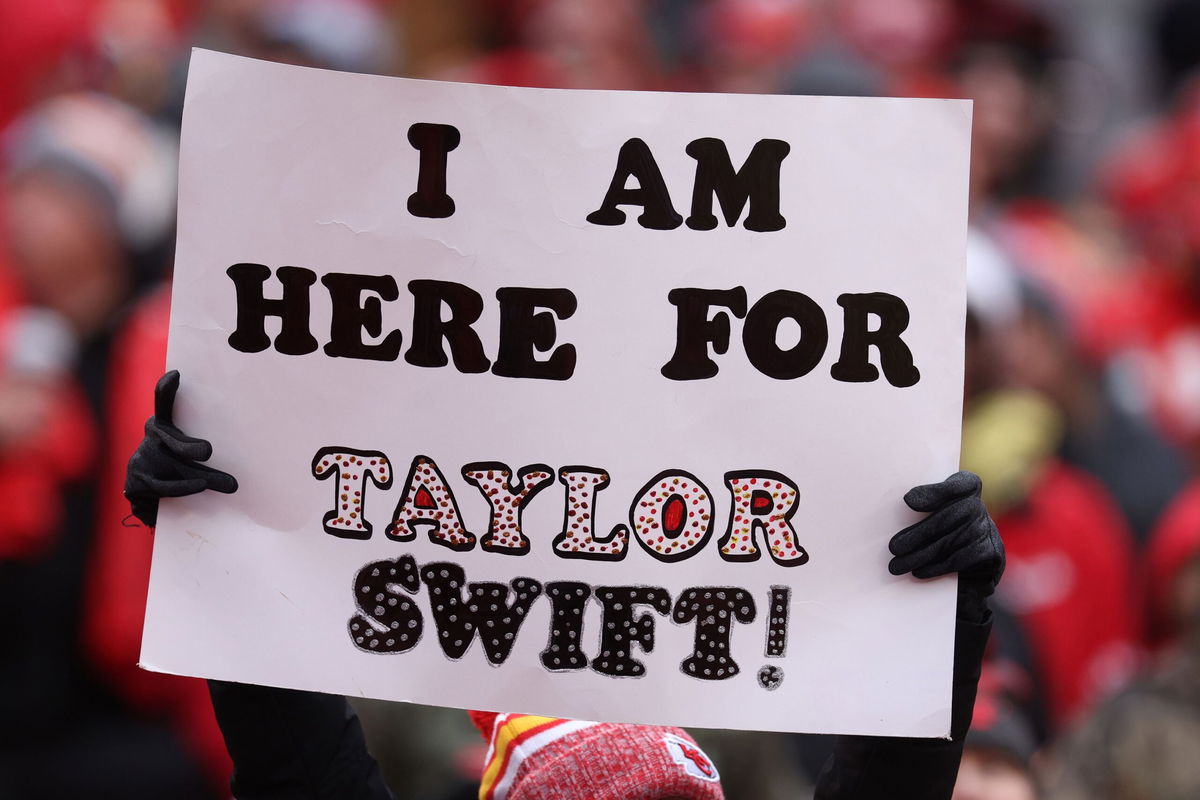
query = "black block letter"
xmin=492 ymin=288 xmax=577 ymax=380
xmin=227 ymin=263 xmax=318 ymax=355
xmin=321 ymin=273 xmax=403 ymax=361
xmin=586 ymin=138 xmax=682 ymax=230
xmin=685 ymin=138 xmax=790 ymax=232
xmin=830 ymin=293 xmax=920 ymax=387
xmin=405 ymin=280 xmax=490 ymax=373
xmin=407 ymin=123 xmax=460 ymax=219
xmin=660 ymin=287 xmax=748 ymax=380
xmin=742 ymin=290 xmax=828 ymax=379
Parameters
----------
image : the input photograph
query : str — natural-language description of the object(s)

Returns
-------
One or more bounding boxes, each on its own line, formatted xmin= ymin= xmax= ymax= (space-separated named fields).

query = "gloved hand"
xmin=887 ymin=470 xmax=1004 ymax=625
xmin=124 ymin=370 xmax=238 ymax=527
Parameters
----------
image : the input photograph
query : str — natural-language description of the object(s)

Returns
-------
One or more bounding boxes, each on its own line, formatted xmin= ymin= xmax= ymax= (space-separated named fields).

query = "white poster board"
xmin=142 ymin=48 xmax=971 ymax=737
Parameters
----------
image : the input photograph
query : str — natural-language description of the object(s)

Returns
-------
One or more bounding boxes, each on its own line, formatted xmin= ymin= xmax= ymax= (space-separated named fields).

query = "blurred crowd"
xmin=2 ymin=0 xmax=1200 ymax=798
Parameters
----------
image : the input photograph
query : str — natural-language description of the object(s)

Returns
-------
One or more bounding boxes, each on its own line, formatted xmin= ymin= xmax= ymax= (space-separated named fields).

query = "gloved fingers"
xmin=186 ymin=461 xmax=239 ymax=494
xmin=888 ymin=516 xmax=976 ymax=576
xmin=889 ymin=494 xmax=981 ymax=556
xmin=146 ymin=417 xmax=214 ymax=462
xmin=902 ymin=470 xmax=981 ymax=513
xmin=127 ymin=451 xmax=238 ymax=496
xmin=910 ymin=538 xmax=1003 ymax=581
xmin=163 ymin=457 xmax=239 ymax=494
xmin=129 ymin=472 xmax=211 ymax=499
xmin=154 ymin=370 xmax=182 ymax=425
xmin=123 ymin=469 xmax=237 ymax=528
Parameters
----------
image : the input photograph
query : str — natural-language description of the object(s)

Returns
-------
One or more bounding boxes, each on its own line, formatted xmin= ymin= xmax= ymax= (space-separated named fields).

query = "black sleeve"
xmin=812 ymin=615 xmax=992 ymax=800
xmin=208 ymin=680 xmax=394 ymax=800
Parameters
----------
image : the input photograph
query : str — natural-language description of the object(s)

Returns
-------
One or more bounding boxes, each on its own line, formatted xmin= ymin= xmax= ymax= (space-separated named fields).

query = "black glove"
xmin=887 ymin=470 xmax=1004 ymax=625
xmin=124 ymin=370 xmax=238 ymax=527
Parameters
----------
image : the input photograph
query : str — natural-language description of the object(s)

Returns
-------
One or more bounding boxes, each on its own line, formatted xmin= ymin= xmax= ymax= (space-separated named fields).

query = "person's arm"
xmin=207 ymin=681 xmax=393 ymax=800
xmin=126 ymin=371 xmax=393 ymax=800
xmin=814 ymin=471 xmax=1004 ymax=800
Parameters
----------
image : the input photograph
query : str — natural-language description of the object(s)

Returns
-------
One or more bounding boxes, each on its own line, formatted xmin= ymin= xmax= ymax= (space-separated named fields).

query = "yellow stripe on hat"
xmin=479 ymin=714 xmax=565 ymax=800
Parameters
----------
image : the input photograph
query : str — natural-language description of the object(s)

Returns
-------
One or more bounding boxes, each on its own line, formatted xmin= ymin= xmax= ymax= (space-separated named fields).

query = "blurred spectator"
xmin=963 ymin=231 xmax=1142 ymax=729
xmin=690 ymin=0 xmax=818 ymax=95
xmin=1095 ymin=79 xmax=1200 ymax=462
xmin=0 ymin=92 xmax=224 ymax=797
xmin=1036 ymin=496 xmax=1200 ymax=799
xmin=1002 ymin=282 xmax=1189 ymax=543
xmin=952 ymin=4 xmax=1059 ymax=211
xmin=963 ymin=395 xmax=1143 ymax=727
xmin=93 ymin=0 xmax=193 ymax=117
xmin=836 ymin=0 xmax=959 ymax=98
xmin=946 ymin=4 xmax=1191 ymax=544
xmin=438 ymin=0 xmax=662 ymax=90
xmin=954 ymin=685 xmax=1039 ymax=800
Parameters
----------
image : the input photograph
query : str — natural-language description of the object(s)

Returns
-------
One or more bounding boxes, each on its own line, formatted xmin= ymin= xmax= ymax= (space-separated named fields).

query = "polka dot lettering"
xmin=717 ymin=470 xmax=808 ymax=566
xmin=552 ymin=467 xmax=628 ymax=561
xmin=591 ymin=586 xmax=671 ymax=678
xmin=386 ymin=456 xmax=476 ymax=551
xmin=420 ymin=561 xmax=543 ymax=665
xmin=672 ymin=587 xmax=756 ymax=681
xmin=764 ymin=585 xmax=790 ymax=657
xmin=312 ymin=447 xmax=392 ymax=539
xmin=757 ymin=664 xmax=784 ymax=691
xmin=461 ymin=462 xmax=555 ymax=556
xmin=540 ymin=582 xmax=592 ymax=671
xmin=347 ymin=555 xmax=422 ymax=654
xmin=628 ymin=470 xmax=715 ymax=563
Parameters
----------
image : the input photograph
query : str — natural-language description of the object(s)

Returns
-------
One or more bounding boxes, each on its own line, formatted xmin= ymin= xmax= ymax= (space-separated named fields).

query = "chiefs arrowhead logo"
xmin=662 ymin=733 xmax=720 ymax=782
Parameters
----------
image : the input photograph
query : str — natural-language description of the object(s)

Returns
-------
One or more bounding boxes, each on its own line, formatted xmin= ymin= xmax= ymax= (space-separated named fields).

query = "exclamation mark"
xmin=756 ymin=585 xmax=790 ymax=691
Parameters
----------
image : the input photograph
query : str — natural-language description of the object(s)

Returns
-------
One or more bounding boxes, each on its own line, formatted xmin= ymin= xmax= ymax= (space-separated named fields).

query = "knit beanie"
xmin=965 ymin=691 xmax=1037 ymax=767
xmin=4 ymin=92 xmax=178 ymax=257
xmin=470 ymin=710 xmax=724 ymax=800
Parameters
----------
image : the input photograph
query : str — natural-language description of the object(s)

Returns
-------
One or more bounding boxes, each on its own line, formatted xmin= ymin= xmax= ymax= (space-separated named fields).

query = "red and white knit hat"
xmin=470 ymin=710 xmax=724 ymax=800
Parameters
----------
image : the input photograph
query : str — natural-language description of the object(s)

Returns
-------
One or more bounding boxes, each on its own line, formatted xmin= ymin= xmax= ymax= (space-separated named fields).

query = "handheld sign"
xmin=142 ymin=48 xmax=971 ymax=737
